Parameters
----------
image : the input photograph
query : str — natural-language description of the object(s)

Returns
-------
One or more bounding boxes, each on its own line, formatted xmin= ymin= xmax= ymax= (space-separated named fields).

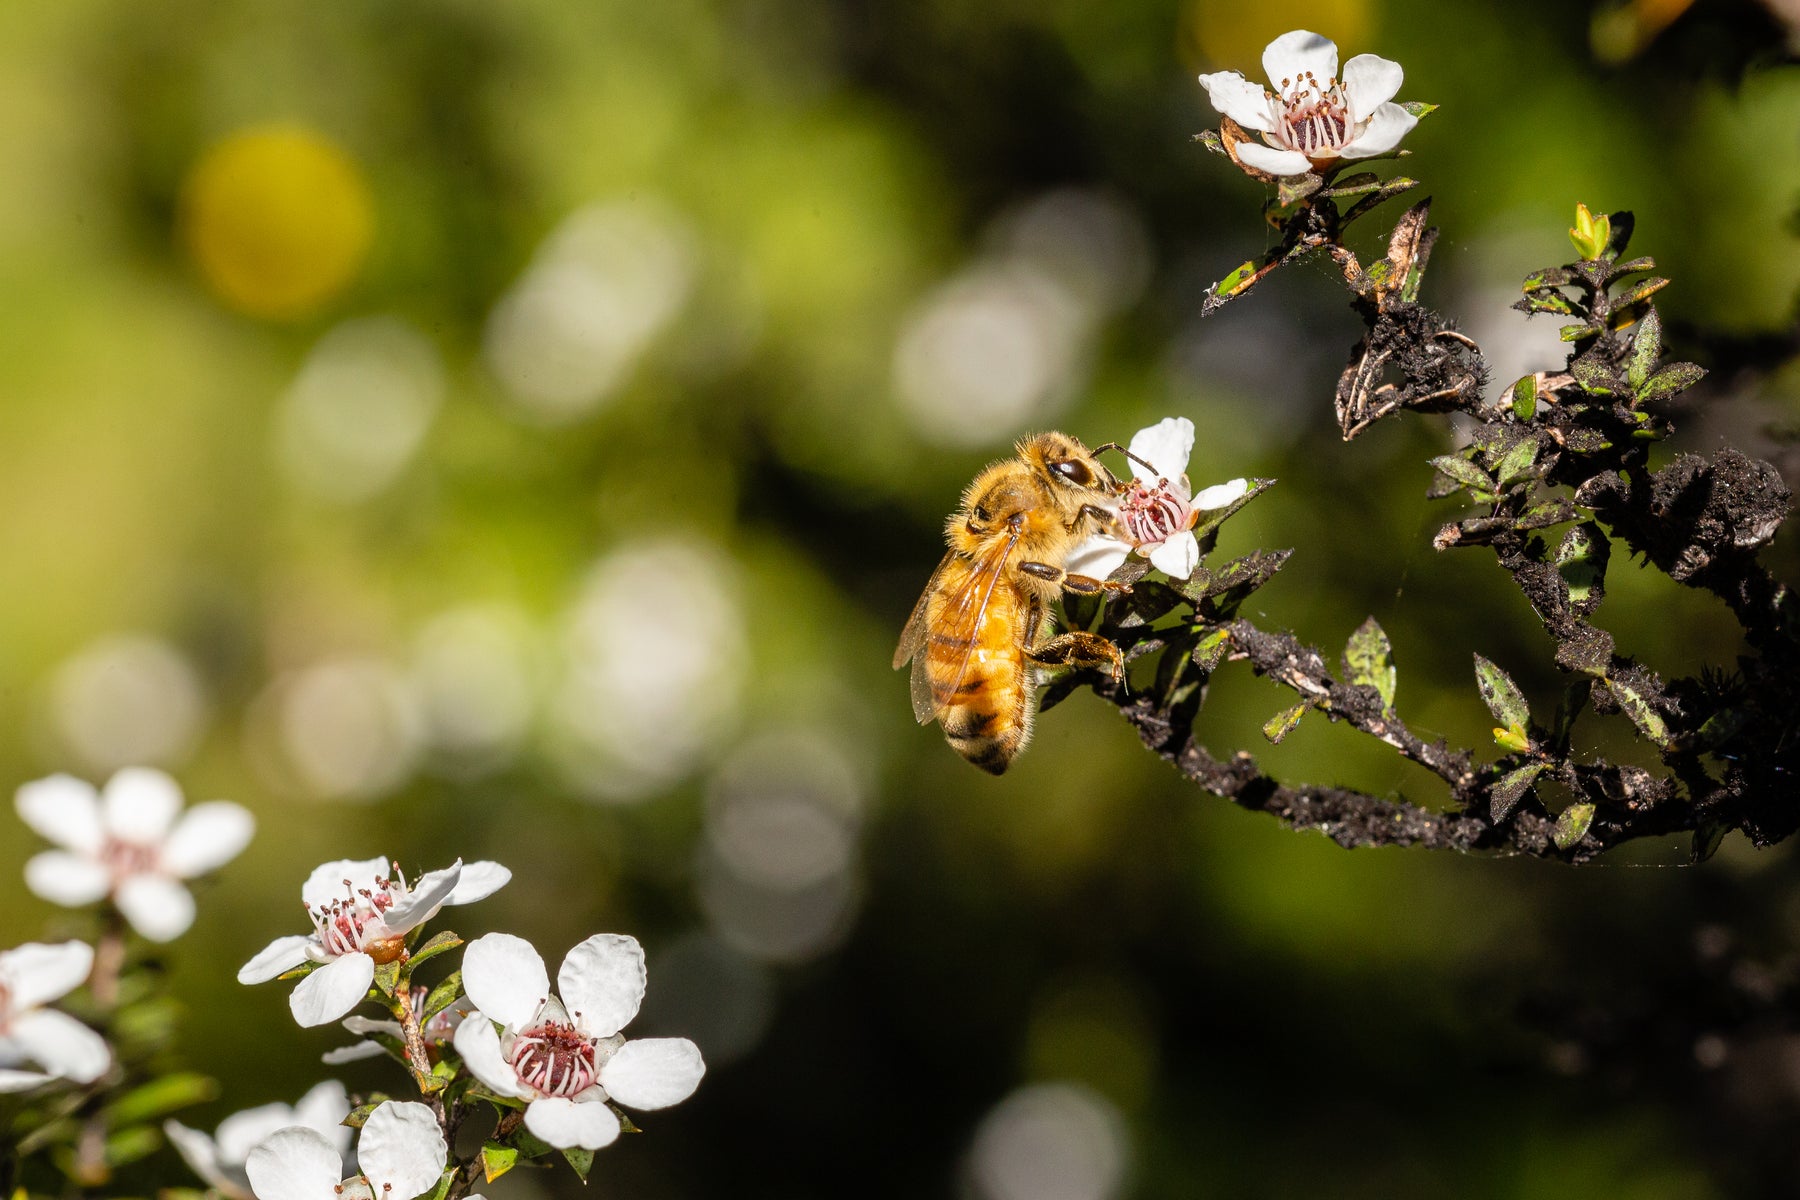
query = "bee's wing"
xmin=895 ymin=551 xmax=958 ymax=725
xmin=916 ymin=526 xmax=1020 ymax=724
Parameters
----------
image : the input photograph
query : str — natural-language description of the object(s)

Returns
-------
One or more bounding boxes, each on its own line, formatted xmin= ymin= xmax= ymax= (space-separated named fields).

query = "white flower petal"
xmin=0 ymin=941 xmax=94 ymax=1009
xmin=451 ymin=1017 xmax=527 ymax=1097
xmin=14 ymin=775 xmax=103 ymax=854
xmin=302 ymin=857 xmax=391 ymax=910
xmin=160 ymin=802 xmax=255 ymax=878
xmin=1148 ymin=532 xmax=1202 ymax=579
xmin=357 ymin=1101 xmax=445 ymax=1199
xmin=1262 ymin=29 xmax=1338 ymax=94
xmin=462 ymin=933 xmax=550 ymax=1031
xmin=342 ymin=1015 xmax=404 ymax=1036
xmin=115 ymin=874 xmax=197 ymax=943
xmin=1126 ymin=417 xmax=1195 ymax=483
xmin=1339 ymin=102 xmax=1418 ymax=159
xmin=101 ymin=767 xmax=184 ymax=844
xmin=11 ymin=1010 xmax=110 ymax=1084
xmin=598 ymin=1037 xmax=705 ymax=1111
xmin=378 ymin=861 xmax=461 ymax=934
xmin=322 ymin=1040 xmax=389 ymax=1065
xmin=1341 ymin=53 xmax=1404 ymax=121
xmin=294 ymin=1079 xmax=352 ymax=1144
xmin=23 ymin=851 xmax=112 ymax=907
xmin=0 ymin=1068 xmax=57 ymax=1093
xmin=1195 ymin=70 xmax=1277 ymax=133
xmin=289 ymin=953 xmax=375 ymax=1028
xmin=1063 ymin=535 xmax=1133 ymax=581
xmin=215 ymin=1102 xmax=304 ymax=1167
xmin=1234 ymin=141 xmax=1315 ymax=177
xmin=164 ymin=1120 xmax=243 ymax=1194
xmin=523 ymin=1096 xmax=620 ymax=1150
xmin=559 ymin=933 xmax=646 ymax=1040
xmin=444 ymin=860 xmax=511 ymax=906
xmin=246 ymin=1127 xmax=343 ymax=1200
xmin=238 ymin=935 xmax=315 ymax=985
xmin=1192 ymin=478 xmax=1251 ymax=509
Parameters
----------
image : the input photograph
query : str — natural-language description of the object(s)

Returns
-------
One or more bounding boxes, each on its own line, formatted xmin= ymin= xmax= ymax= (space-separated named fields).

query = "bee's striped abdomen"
xmin=930 ymin=591 xmax=1031 ymax=774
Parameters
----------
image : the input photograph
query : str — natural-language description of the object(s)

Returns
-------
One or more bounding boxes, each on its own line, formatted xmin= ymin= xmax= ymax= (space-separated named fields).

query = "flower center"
xmin=510 ymin=1020 xmax=598 ymax=1098
xmin=306 ymin=869 xmax=403 ymax=959
xmin=1274 ymin=71 xmax=1351 ymax=157
xmin=1119 ymin=478 xmax=1195 ymax=547
xmin=99 ymin=838 xmax=160 ymax=879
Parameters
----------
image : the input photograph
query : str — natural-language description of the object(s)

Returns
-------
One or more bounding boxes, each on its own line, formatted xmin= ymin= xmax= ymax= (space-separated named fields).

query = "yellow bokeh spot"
xmin=179 ymin=124 xmax=373 ymax=320
xmin=1179 ymin=0 xmax=1373 ymax=73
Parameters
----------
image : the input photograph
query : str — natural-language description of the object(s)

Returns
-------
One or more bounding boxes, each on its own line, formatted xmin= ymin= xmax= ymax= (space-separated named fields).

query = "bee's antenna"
xmin=1090 ymin=441 xmax=1157 ymax=477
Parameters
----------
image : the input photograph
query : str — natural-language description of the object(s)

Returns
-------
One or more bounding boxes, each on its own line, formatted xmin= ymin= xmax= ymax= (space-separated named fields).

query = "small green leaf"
xmin=563 ymin=1146 xmax=596 ymax=1181
xmin=1553 ymin=802 xmax=1596 ymax=850
xmin=1493 ymin=436 xmax=1540 ymax=490
xmin=1611 ymin=275 xmax=1669 ymax=308
xmin=421 ymin=1172 xmax=454 ymax=1200
xmin=1191 ymin=628 xmax=1231 ymax=672
xmin=345 ymin=1101 xmax=382 ymax=1129
xmin=617 ymin=1109 xmax=643 ymax=1134
xmin=1517 ymin=290 xmax=1578 ymax=316
xmin=1569 ymin=203 xmax=1609 ymax=261
xmin=1637 ymin=361 xmax=1705 ymax=403
xmin=372 ymin=958 xmax=402 ymax=998
xmin=1556 ymin=523 xmax=1610 ymax=609
xmin=1559 ymin=323 xmax=1598 ymax=342
xmin=1262 ymin=701 xmax=1310 ymax=744
xmin=104 ymin=1072 xmax=218 ymax=1126
xmin=409 ymin=931 xmax=463 ymax=969
xmin=1608 ymin=678 xmax=1670 ymax=747
xmin=1321 ymin=171 xmax=1381 ymax=198
xmin=1277 ymin=173 xmax=1323 ymax=206
xmin=421 ymin=970 xmax=464 ymax=1023
xmin=1696 ymin=706 xmax=1749 ymax=750
xmin=1428 ymin=454 xmax=1494 ymax=494
xmin=276 ymin=961 xmax=321 ymax=982
xmin=1399 ymin=100 xmax=1439 ymax=119
xmin=1692 ymin=823 xmax=1728 ymax=864
xmin=1490 ymin=763 xmax=1545 ymax=822
xmin=482 ymin=1143 xmax=519 ymax=1183
xmin=1493 ymin=723 xmax=1532 ymax=754
xmin=1627 ymin=307 xmax=1662 ymax=391
xmin=1510 ymin=376 xmax=1538 ymax=420
xmin=1343 ymin=617 xmax=1396 ymax=709
xmin=1569 ymin=357 xmax=1623 ymax=397
xmin=511 ymin=1130 xmax=554 ymax=1158
xmin=1473 ymin=654 xmax=1530 ymax=731
xmin=103 ymin=1124 xmax=163 ymax=1168
xmin=1214 ymin=259 xmax=1260 ymax=298
xmin=1196 ymin=128 xmax=1227 ymax=156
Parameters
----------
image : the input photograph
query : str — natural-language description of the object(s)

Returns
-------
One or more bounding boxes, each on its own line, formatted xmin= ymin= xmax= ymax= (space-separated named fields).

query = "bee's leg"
xmin=1019 ymin=561 xmax=1130 ymax=595
xmin=1027 ymin=631 xmax=1125 ymax=683
xmin=1066 ymin=503 xmax=1121 ymax=534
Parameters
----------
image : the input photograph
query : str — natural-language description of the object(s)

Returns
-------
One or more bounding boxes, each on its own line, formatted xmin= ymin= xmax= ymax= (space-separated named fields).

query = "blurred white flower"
xmin=454 ymin=932 xmax=705 ymax=1150
xmin=269 ymin=659 xmax=424 ymax=802
xmin=237 ymin=857 xmax=510 ymax=1028
xmin=1065 ymin=418 xmax=1248 ymax=581
xmin=967 ymin=1082 xmax=1131 ymax=1200
xmin=165 ymin=1080 xmax=351 ymax=1200
xmin=0 ymin=941 xmax=109 ymax=1091
xmin=410 ymin=605 xmax=538 ymax=777
xmin=245 ymin=1099 xmax=447 ymax=1200
xmin=1198 ymin=30 xmax=1416 ymax=178
xmin=322 ymin=986 xmax=468 ymax=1066
xmin=16 ymin=769 xmax=254 ymax=942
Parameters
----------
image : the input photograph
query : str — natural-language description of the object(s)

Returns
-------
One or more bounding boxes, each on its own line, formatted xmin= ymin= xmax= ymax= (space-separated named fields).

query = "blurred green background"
xmin=1 ymin=0 xmax=1798 ymax=1196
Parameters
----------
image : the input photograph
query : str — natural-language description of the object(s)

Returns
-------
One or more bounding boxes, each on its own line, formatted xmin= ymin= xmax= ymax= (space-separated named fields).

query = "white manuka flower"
xmin=16 ymin=769 xmax=255 ymax=943
xmin=1198 ymin=30 xmax=1416 ymax=178
xmin=245 ymin=1099 xmax=450 ymax=1200
xmin=0 ymin=941 xmax=110 ymax=1091
xmin=165 ymin=1080 xmax=352 ymax=1200
xmin=453 ymin=932 xmax=705 ymax=1151
xmin=1067 ymin=417 xmax=1248 ymax=581
xmin=237 ymin=856 xmax=511 ymax=1028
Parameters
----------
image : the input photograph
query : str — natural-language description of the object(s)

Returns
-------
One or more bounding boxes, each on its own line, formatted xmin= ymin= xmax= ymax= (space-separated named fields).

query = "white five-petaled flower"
xmin=453 ymin=932 xmax=705 ymax=1151
xmin=0 ymin=941 xmax=110 ymax=1091
xmin=245 ymin=1099 xmax=458 ymax=1200
xmin=237 ymin=856 xmax=511 ymax=1028
xmin=165 ymin=1080 xmax=352 ymax=1200
xmin=1067 ymin=417 xmax=1249 ymax=581
xmin=16 ymin=769 xmax=255 ymax=943
xmin=1198 ymin=30 xmax=1416 ymax=179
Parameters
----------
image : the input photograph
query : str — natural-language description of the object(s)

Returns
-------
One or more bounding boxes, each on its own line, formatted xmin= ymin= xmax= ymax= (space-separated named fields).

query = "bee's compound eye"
xmin=1050 ymin=459 xmax=1094 ymax=487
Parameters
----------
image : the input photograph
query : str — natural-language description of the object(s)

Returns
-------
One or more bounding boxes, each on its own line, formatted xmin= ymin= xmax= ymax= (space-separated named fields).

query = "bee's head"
xmin=1019 ymin=432 xmax=1121 ymax=495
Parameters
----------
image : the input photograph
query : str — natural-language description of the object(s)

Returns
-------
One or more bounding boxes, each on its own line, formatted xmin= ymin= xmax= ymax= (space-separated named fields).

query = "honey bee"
xmin=893 ymin=432 xmax=1131 ymax=774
